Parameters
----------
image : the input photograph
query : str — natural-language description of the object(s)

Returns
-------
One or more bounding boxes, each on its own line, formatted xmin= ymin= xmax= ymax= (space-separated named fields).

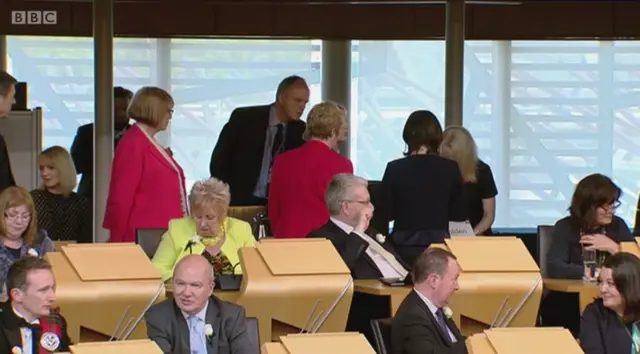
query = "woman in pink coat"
xmin=103 ymin=86 xmax=187 ymax=243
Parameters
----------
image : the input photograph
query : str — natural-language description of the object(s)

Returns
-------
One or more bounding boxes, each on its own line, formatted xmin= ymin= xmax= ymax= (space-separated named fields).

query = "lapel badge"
xmin=40 ymin=332 xmax=60 ymax=351
xmin=11 ymin=346 xmax=22 ymax=354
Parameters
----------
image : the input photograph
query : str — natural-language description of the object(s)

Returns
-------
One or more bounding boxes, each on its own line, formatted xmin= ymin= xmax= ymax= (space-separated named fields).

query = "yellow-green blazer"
xmin=151 ymin=216 xmax=256 ymax=281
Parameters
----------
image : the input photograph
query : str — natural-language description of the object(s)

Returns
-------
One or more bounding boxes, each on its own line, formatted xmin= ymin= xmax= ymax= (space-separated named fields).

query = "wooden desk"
xmin=354 ymin=279 xmax=410 ymax=316
xmin=543 ymin=278 xmax=599 ymax=312
xmin=165 ymin=283 xmax=241 ymax=303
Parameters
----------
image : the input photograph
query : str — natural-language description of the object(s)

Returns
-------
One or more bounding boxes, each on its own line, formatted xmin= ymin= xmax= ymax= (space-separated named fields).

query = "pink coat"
xmin=103 ymin=125 xmax=187 ymax=243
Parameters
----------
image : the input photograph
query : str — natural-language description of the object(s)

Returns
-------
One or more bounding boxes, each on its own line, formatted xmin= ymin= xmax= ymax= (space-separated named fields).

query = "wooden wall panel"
xmin=471 ymin=2 xmax=615 ymax=40
xmin=613 ymin=2 xmax=640 ymax=39
xmin=1 ymin=1 xmax=640 ymax=40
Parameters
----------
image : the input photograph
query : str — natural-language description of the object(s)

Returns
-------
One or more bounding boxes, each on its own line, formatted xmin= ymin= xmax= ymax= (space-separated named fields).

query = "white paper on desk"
xmin=449 ymin=221 xmax=475 ymax=237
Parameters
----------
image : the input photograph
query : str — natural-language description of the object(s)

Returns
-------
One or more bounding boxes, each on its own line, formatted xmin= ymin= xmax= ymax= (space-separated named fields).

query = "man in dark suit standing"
xmin=145 ymin=255 xmax=254 ymax=354
xmin=391 ymin=248 xmax=467 ymax=354
xmin=70 ymin=86 xmax=133 ymax=200
xmin=0 ymin=71 xmax=17 ymax=192
xmin=0 ymin=257 xmax=72 ymax=353
xmin=209 ymin=75 xmax=309 ymax=206
xmin=308 ymin=173 xmax=408 ymax=344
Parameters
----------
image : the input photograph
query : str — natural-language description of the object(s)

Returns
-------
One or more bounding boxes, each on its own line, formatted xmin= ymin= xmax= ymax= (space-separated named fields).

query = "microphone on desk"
xmin=109 ymin=282 xmax=165 ymax=341
xmin=298 ymin=277 xmax=354 ymax=334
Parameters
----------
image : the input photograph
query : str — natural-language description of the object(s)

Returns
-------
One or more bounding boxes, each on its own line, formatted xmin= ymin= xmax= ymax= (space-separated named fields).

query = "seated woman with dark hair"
xmin=543 ymin=173 xmax=633 ymax=336
xmin=547 ymin=173 xmax=633 ymax=280
xmin=580 ymin=252 xmax=640 ymax=353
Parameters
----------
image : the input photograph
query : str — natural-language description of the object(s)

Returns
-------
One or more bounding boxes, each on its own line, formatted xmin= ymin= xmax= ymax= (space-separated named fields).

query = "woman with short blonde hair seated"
xmin=152 ymin=178 xmax=256 ymax=281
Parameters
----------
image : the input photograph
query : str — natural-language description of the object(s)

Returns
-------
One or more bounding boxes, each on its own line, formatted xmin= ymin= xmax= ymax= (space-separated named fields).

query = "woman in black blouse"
xmin=543 ymin=173 xmax=633 ymax=336
xmin=440 ymin=126 xmax=498 ymax=235
xmin=381 ymin=110 xmax=466 ymax=266
xmin=547 ymin=173 xmax=633 ymax=280
xmin=30 ymin=146 xmax=92 ymax=243
xmin=580 ymin=252 xmax=640 ymax=354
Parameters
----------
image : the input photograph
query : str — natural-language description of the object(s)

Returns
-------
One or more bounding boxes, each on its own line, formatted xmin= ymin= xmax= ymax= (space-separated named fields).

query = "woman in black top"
xmin=580 ymin=252 xmax=640 ymax=354
xmin=440 ymin=126 xmax=498 ymax=235
xmin=547 ymin=173 xmax=633 ymax=280
xmin=30 ymin=146 xmax=92 ymax=243
xmin=543 ymin=173 xmax=633 ymax=336
xmin=381 ymin=110 xmax=466 ymax=266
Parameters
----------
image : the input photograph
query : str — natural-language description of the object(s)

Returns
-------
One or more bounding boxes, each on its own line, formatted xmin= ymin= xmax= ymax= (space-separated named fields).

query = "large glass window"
xmin=169 ymin=39 xmax=321 ymax=190
xmin=7 ymin=36 xmax=157 ymax=149
xmin=350 ymin=41 xmax=446 ymax=180
xmin=465 ymin=41 xmax=640 ymax=228
xmin=352 ymin=40 xmax=640 ymax=228
xmin=7 ymin=37 xmax=321 ymax=192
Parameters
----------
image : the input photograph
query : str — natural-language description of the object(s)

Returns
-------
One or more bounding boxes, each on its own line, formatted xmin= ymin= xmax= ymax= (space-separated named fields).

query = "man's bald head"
xmin=172 ymin=255 xmax=215 ymax=315
xmin=174 ymin=255 xmax=214 ymax=283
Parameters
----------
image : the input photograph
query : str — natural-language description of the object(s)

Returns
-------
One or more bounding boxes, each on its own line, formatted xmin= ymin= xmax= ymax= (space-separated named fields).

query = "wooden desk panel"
xmin=543 ymin=278 xmax=599 ymax=312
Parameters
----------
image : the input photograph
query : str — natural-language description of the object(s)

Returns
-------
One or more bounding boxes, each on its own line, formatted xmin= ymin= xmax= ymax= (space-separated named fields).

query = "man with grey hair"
xmin=391 ymin=248 xmax=467 ymax=354
xmin=308 ymin=173 xmax=407 ymax=345
xmin=145 ymin=255 xmax=254 ymax=354
xmin=309 ymin=173 xmax=407 ymax=280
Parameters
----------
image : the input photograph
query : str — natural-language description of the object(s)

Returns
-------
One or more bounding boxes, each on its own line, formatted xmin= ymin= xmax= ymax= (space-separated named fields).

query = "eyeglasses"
xmin=599 ymin=201 xmax=621 ymax=210
xmin=5 ymin=213 xmax=31 ymax=222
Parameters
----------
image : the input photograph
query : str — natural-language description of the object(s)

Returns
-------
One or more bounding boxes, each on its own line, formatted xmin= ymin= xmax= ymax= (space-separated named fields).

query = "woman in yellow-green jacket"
xmin=151 ymin=178 xmax=256 ymax=281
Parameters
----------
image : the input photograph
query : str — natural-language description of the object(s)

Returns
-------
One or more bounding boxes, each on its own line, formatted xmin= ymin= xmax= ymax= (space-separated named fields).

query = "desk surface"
xmin=353 ymin=279 xmax=411 ymax=296
xmin=543 ymin=278 xmax=598 ymax=292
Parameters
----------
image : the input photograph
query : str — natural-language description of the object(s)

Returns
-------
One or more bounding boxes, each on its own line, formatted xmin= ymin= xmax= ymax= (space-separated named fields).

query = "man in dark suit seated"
xmin=308 ymin=173 xmax=407 ymax=280
xmin=209 ymin=75 xmax=309 ymax=206
xmin=0 ymin=257 xmax=72 ymax=353
xmin=70 ymin=86 xmax=133 ymax=200
xmin=308 ymin=173 xmax=408 ymax=344
xmin=391 ymin=248 xmax=467 ymax=354
xmin=145 ymin=255 xmax=253 ymax=354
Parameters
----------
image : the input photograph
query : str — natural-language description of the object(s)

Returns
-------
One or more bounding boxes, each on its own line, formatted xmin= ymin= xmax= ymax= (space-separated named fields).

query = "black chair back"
xmin=370 ymin=318 xmax=392 ymax=354
xmin=246 ymin=317 xmax=260 ymax=354
xmin=536 ymin=225 xmax=554 ymax=277
xmin=135 ymin=228 xmax=167 ymax=258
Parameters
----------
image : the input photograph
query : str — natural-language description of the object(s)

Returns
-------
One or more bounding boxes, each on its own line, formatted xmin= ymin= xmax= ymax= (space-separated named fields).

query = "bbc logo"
xmin=11 ymin=11 xmax=57 ymax=25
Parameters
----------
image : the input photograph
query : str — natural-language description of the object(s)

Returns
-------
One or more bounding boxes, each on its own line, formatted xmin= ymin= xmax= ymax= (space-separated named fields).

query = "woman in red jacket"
xmin=103 ymin=86 xmax=187 ymax=243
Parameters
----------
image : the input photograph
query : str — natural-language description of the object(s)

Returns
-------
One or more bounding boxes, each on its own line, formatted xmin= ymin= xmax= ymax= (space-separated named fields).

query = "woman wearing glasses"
xmin=580 ymin=252 xmax=640 ymax=353
xmin=103 ymin=87 xmax=187 ymax=243
xmin=544 ymin=173 xmax=633 ymax=336
xmin=0 ymin=186 xmax=55 ymax=291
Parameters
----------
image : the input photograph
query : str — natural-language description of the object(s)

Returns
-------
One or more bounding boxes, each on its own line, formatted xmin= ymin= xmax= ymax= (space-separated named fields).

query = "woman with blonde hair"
xmin=0 ymin=186 xmax=55 ymax=289
xmin=440 ymin=126 xmax=497 ymax=235
xmin=104 ymin=86 xmax=187 ymax=243
xmin=152 ymin=178 xmax=256 ymax=281
xmin=30 ymin=146 xmax=91 ymax=243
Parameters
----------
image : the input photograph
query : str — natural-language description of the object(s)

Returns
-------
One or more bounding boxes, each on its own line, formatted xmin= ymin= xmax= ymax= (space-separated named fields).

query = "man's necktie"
xmin=435 ymin=308 xmax=450 ymax=335
xmin=270 ymin=123 xmax=284 ymax=164
xmin=188 ymin=316 xmax=206 ymax=354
